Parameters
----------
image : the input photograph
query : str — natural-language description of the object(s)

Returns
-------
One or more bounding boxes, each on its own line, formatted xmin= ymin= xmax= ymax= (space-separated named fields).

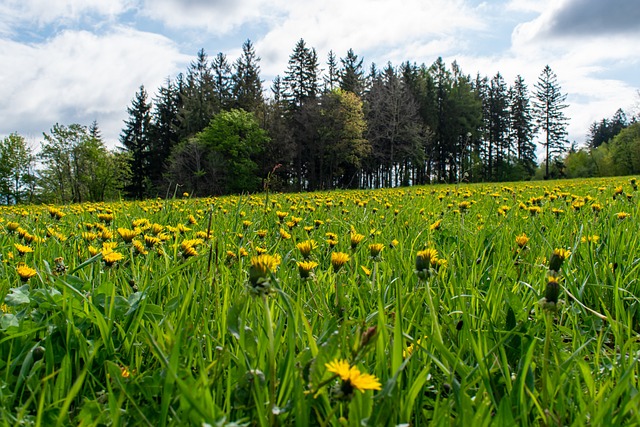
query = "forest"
xmin=1 ymin=38 xmax=638 ymax=204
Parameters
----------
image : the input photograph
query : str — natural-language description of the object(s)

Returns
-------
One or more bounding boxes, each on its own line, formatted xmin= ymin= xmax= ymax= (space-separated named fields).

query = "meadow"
xmin=0 ymin=177 xmax=639 ymax=426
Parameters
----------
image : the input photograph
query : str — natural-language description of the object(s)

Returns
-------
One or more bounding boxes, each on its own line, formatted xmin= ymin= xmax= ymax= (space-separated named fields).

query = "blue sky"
xmin=1 ymin=0 xmax=639 ymax=152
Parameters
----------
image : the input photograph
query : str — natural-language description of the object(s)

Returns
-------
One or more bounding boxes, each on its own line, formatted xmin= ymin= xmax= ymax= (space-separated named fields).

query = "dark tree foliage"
xmin=212 ymin=52 xmax=234 ymax=111
xmin=587 ymin=108 xmax=628 ymax=148
xmin=323 ymin=50 xmax=339 ymax=93
xmin=232 ymin=40 xmax=263 ymax=114
xmin=284 ymin=38 xmax=319 ymax=109
xmin=533 ymin=65 xmax=569 ymax=179
xmin=120 ymin=85 xmax=152 ymax=198
xmin=178 ymin=49 xmax=217 ymax=139
xmin=148 ymin=77 xmax=181 ymax=193
xmin=114 ymin=39 xmax=587 ymax=200
xmin=339 ymin=48 xmax=365 ymax=97
xmin=509 ymin=75 xmax=536 ymax=177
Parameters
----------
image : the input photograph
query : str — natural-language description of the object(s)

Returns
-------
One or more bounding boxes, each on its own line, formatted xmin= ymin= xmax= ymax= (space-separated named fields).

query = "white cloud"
xmin=1 ymin=0 xmax=132 ymax=28
xmin=255 ymin=0 xmax=484 ymax=78
xmin=140 ymin=0 xmax=283 ymax=34
xmin=0 ymin=27 xmax=190 ymax=148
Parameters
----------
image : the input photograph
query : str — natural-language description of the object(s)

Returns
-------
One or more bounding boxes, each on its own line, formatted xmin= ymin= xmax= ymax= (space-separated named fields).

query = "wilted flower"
xmin=540 ymin=275 xmax=562 ymax=312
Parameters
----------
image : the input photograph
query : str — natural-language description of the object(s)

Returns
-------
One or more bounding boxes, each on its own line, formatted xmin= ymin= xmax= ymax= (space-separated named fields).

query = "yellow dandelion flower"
xmin=416 ymin=248 xmax=439 ymax=272
xmin=325 ymin=359 xmax=382 ymax=395
xmin=581 ymin=235 xmax=600 ymax=244
xmin=103 ymin=251 xmax=124 ymax=267
xmin=549 ymin=248 xmax=571 ymax=272
xmin=16 ymin=263 xmax=37 ymax=282
xmin=515 ymin=233 xmax=529 ymax=249
xmin=249 ymin=253 xmax=281 ymax=285
xmin=390 ymin=239 xmax=399 ymax=248
xmin=429 ymin=219 xmax=442 ymax=231
xmin=297 ymin=260 xmax=318 ymax=279
xmin=118 ymin=228 xmax=139 ymax=243
xmin=6 ymin=221 xmax=20 ymax=232
xmin=279 ymin=228 xmax=292 ymax=240
xmin=296 ymin=240 xmax=317 ymax=259
xmin=331 ymin=252 xmax=350 ymax=273
xmin=14 ymin=243 xmax=33 ymax=256
xmin=369 ymin=243 xmax=385 ymax=258
xmin=350 ymin=233 xmax=365 ymax=249
xmin=616 ymin=212 xmax=630 ymax=220
xmin=360 ymin=265 xmax=372 ymax=276
xmin=144 ymin=235 xmax=161 ymax=248
xmin=132 ymin=240 xmax=148 ymax=255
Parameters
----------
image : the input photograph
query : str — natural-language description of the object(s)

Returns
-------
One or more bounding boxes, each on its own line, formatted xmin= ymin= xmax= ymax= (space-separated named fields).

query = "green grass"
xmin=0 ymin=176 xmax=639 ymax=426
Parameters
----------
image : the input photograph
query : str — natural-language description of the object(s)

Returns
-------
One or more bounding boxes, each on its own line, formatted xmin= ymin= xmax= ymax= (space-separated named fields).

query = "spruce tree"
xmin=339 ymin=48 xmax=365 ymax=97
xmin=509 ymin=75 xmax=536 ymax=176
xmin=232 ymin=40 xmax=263 ymax=113
xmin=533 ymin=65 xmax=569 ymax=179
xmin=120 ymin=85 xmax=152 ymax=198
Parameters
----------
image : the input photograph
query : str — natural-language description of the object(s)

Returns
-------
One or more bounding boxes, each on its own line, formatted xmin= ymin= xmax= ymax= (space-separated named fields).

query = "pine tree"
xmin=120 ymin=85 xmax=152 ymax=198
xmin=284 ymin=38 xmax=319 ymax=109
xmin=149 ymin=77 xmax=181 ymax=191
xmin=232 ymin=40 xmax=264 ymax=113
xmin=509 ymin=75 xmax=536 ymax=176
xmin=178 ymin=49 xmax=216 ymax=139
xmin=212 ymin=52 xmax=233 ymax=111
xmin=339 ymin=48 xmax=365 ymax=97
xmin=533 ymin=65 xmax=569 ymax=179
xmin=323 ymin=50 xmax=339 ymax=93
xmin=487 ymin=72 xmax=510 ymax=179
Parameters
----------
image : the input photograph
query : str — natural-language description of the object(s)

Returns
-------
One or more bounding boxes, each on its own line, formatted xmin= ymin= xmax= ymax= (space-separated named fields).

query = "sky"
xmin=1 ymin=0 xmax=639 ymax=154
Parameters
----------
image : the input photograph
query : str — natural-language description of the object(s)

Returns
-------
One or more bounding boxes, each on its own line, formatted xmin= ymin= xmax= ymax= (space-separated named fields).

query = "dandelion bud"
xmin=548 ymin=248 xmax=570 ymax=273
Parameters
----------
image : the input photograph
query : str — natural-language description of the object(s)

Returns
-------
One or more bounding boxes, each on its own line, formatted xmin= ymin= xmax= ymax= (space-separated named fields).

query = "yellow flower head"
xmin=369 ymin=243 xmax=385 ymax=259
xmin=14 ymin=243 xmax=33 ymax=256
xmin=616 ymin=212 xmax=630 ymax=220
xmin=416 ymin=248 xmax=439 ymax=272
xmin=118 ymin=227 xmax=139 ymax=243
xmin=279 ymin=228 xmax=292 ymax=240
xmin=515 ymin=233 xmax=529 ymax=249
xmin=350 ymin=232 xmax=365 ymax=249
xmin=144 ymin=235 xmax=161 ymax=248
xmin=325 ymin=359 xmax=382 ymax=397
xmin=429 ymin=219 xmax=442 ymax=231
xmin=331 ymin=252 xmax=350 ymax=273
xmin=297 ymin=260 xmax=318 ymax=279
xmin=16 ymin=263 xmax=37 ymax=282
xmin=296 ymin=240 xmax=317 ymax=259
xmin=549 ymin=248 xmax=571 ymax=272
xmin=102 ymin=251 xmax=124 ymax=267
xmin=249 ymin=254 xmax=282 ymax=290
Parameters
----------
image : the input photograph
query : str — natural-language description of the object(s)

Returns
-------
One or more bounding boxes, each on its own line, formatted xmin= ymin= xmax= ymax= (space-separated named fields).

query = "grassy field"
xmin=1 ymin=177 xmax=639 ymax=426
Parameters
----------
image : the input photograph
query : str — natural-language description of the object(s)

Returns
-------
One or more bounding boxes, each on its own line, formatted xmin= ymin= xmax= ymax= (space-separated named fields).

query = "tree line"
xmin=1 ymin=38 xmax=637 ymax=203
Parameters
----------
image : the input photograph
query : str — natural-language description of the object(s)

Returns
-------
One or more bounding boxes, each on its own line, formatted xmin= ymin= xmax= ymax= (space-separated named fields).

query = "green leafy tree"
xmin=39 ymin=123 xmax=128 ymax=203
xmin=533 ymin=65 xmax=569 ymax=179
xmin=0 ymin=133 xmax=35 ymax=204
xmin=168 ymin=109 xmax=269 ymax=195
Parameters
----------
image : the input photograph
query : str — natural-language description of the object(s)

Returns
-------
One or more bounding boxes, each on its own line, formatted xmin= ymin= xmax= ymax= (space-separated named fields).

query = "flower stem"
xmin=263 ymin=295 xmax=277 ymax=425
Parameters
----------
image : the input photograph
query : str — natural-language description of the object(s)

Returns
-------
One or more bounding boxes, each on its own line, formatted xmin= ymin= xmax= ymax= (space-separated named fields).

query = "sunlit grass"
xmin=0 ymin=176 xmax=639 ymax=426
